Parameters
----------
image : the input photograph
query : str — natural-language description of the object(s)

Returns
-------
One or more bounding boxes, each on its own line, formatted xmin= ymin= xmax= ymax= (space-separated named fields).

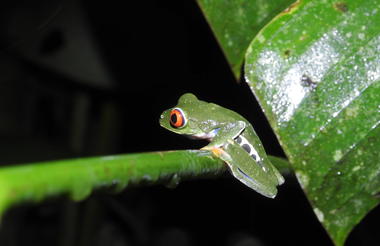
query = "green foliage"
xmin=198 ymin=0 xmax=380 ymax=245
xmin=197 ymin=0 xmax=294 ymax=78
xmin=4 ymin=1 xmax=379 ymax=245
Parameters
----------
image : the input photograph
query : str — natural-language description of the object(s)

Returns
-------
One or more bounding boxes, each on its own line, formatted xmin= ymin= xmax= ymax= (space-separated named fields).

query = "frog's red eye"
xmin=170 ymin=108 xmax=186 ymax=128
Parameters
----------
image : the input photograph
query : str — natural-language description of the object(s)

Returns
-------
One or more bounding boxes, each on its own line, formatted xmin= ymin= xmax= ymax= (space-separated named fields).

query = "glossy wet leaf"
xmin=196 ymin=0 xmax=294 ymax=78
xmin=0 ymin=150 xmax=289 ymax=219
xmin=245 ymin=0 xmax=380 ymax=245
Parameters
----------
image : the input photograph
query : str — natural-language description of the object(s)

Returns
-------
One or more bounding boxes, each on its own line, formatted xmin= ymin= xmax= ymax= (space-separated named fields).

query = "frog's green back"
xmin=176 ymin=93 xmax=248 ymax=124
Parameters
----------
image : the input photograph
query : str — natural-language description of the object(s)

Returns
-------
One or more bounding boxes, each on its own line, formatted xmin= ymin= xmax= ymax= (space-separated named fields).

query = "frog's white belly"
xmin=190 ymin=128 xmax=220 ymax=140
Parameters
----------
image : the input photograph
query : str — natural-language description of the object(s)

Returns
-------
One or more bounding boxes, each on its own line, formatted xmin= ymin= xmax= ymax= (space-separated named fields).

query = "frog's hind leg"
xmin=235 ymin=132 xmax=284 ymax=186
xmin=220 ymin=142 xmax=279 ymax=198
xmin=208 ymin=146 xmax=267 ymax=195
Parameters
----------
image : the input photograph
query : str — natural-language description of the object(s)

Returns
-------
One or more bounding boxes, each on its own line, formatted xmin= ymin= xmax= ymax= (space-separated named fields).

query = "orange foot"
xmin=201 ymin=146 xmax=225 ymax=158
xmin=210 ymin=147 xmax=225 ymax=157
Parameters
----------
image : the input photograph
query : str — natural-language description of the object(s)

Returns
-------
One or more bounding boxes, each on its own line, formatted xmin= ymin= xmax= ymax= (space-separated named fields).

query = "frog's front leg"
xmin=201 ymin=121 xmax=246 ymax=150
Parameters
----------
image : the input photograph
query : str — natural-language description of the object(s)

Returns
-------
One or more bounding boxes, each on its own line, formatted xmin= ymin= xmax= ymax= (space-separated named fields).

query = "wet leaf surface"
xmin=245 ymin=0 xmax=380 ymax=244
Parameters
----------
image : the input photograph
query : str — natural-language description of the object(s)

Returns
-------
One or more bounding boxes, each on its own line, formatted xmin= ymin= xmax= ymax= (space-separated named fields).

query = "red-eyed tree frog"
xmin=159 ymin=93 xmax=284 ymax=198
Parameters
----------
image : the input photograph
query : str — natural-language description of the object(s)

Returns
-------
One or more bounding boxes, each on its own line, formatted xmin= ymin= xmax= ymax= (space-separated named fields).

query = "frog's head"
xmin=160 ymin=93 xmax=205 ymax=137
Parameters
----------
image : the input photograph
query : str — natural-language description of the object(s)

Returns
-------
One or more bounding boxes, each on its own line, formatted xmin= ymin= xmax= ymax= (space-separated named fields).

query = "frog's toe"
xmin=200 ymin=146 xmax=213 ymax=151
xmin=201 ymin=146 xmax=221 ymax=154
xmin=210 ymin=147 xmax=225 ymax=157
xmin=203 ymin=146 xmax=230 ymax=160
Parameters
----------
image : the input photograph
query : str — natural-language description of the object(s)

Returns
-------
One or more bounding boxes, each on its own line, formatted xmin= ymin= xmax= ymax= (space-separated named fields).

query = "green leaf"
xmin=0 ymin=150 xmax=289 ymax=219
xmin=196 ymin=0 xmax=294 ymax=79
xmin=245 ymin=0 xmax=380 ymax=245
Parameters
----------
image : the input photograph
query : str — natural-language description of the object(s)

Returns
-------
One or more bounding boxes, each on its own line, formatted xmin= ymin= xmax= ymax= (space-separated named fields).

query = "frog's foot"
xmin=200 ymin=144 xmax=220 ymax=151
xmin=211 ymin=147 xmax=224 ymax=158
xmin=201 ymin=145 xmax=223 ymax=154
xmin=200 ymin=146 xmax=213 ymax=151
xmin=201 ymin=146 xmax=231 ymax=161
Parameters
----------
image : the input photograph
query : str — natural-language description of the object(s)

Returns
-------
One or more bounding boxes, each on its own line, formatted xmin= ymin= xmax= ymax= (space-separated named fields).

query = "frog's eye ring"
xmin=170 ymin=108 xmax=187 ymax=128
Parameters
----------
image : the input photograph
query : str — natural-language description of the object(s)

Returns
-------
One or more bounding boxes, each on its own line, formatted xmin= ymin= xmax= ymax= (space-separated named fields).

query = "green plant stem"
xmin=0 ymin=150 xmax=289 ymax=220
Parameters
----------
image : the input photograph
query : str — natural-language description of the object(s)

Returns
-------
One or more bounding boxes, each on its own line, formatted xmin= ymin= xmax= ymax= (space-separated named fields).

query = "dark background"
xmin=0 ymin=0 xmax=378 ymax=245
